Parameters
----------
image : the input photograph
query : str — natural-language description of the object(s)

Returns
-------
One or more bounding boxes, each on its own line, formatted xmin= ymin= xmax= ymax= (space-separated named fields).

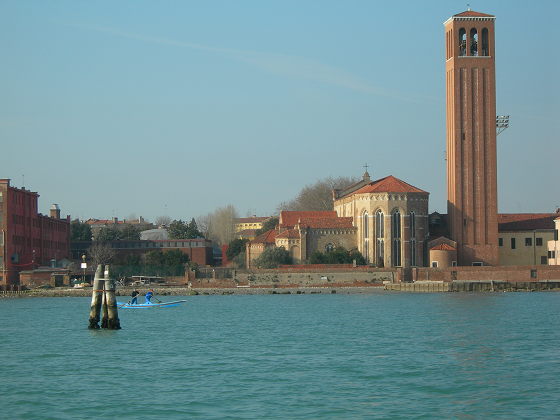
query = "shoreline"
xmin=1 ymin=285 xmax=387 ymax=298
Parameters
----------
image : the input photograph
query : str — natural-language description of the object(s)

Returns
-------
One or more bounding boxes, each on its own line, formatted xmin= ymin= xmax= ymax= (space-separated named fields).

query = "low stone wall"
xmin=386 ymin=280 xmax=560 ymax=292
xmin=413 ymin=265 xmax=560 ymax=282
xmin=235 ymin=267 xmax=398 ymax=288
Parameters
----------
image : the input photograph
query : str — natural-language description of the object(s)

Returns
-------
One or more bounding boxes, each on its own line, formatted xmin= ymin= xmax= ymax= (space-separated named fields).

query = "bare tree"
xmin=276 ymin=175 xmax=359 ymax=212
xmin=87 ymin=242 xmax=118 ymax=268
xmin=198 ymin=204 xmax=239 ymax=247
xmin=154 ymin=215 xmax=171 ymax=228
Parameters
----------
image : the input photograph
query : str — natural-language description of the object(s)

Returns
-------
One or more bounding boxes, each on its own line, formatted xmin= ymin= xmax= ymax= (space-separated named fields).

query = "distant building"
xmin=140 ymin=228 xmax=169 ymax=241
xmin=498 ymin=213 xmax=557 ymax=266
xmin=0 ymin=179 xmax=71 ymax=285
xmin=85 ymin=216 xmax=152 ymax=240
xmin=72 ymin=238 xmax=214 ymax=267
xmin=547 ymin=216 xmax=560 ymax=265
xmin=235 ymin=216 xmax=272 ymax=240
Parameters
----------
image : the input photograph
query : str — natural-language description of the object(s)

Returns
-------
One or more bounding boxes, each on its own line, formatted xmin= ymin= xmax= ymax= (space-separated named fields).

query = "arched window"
xmin=470 ymin=28 xmax=478 ymax=56
xmin=459 ymin=28 xmax=466 ymax=56
xmin=375 ymin=211 xmax=384 ymax=267
xmin=392 ymin=211 xmax=401 ymax=267
xmin=363 ymin=212 xmax=369 ymax=263
xmin=481 ymin=28 xmax=489 ymax=56
xmin=325 ymin=243 xmax=334 ymax=253
xmin=410 ymin=212 xmax=416 ymax=267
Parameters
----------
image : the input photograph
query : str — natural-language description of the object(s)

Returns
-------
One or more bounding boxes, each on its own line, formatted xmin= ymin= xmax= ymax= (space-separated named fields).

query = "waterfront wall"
xmin=190 ymin=266 xmax=399 ymax=289
xmin=412 ymin=265 xmax=560 ymax=282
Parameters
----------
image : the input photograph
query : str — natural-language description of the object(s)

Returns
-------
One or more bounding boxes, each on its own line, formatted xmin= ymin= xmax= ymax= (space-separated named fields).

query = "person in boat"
xmin=145 ymin=289 xmax=154 ymax=304
xmin=130 ymin=289 xmax=139 ymax=305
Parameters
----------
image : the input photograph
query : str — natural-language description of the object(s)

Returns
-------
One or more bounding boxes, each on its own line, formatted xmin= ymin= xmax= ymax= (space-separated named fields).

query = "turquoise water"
xmin=1 ymin=291 xmax=559 ymax=419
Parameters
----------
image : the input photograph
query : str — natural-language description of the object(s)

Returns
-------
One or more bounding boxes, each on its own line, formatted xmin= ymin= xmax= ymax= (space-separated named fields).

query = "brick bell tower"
xmin=444 ymin=9 xmax=498 ymax=266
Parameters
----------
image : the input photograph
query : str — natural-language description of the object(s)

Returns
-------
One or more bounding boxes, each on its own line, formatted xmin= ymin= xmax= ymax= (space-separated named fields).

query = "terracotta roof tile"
xmin=431 ymin=243 xmax=457 ymax=251
xmin=276 ymin=229 xmax=300 ymax=239
xmin=298 ymin=217 xmax=355 ymax=229
xmin=497 ymin=213 xmax=557 ymax=231
xmin=454 ymin=10 xmax=495 ymax=18
xmin=352 ymin=175 xmax=428 ymax=195
xmin=279 ymin=211 xmax=338 ymax=228
xmin=250 ymin=229 xmax=277 ymax=244
xmin=236 ymin=216 xmax=271 ymax=224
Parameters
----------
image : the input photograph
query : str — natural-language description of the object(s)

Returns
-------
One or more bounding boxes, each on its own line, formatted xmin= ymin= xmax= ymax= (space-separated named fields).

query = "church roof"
xmin=351 ymin=175 xmax=428 ymax=195
xmin=497 ymin=213 xmax=557 ymax=231
xmin=250 ymin=229 xmax=277 ymax=244
xmin=279 ymin=211 xmax=338 ymax=228
xmin=454 ymin=10 xmax=495 ymax=18
xmin=276 ymin=229 xmax=300 ymax=239
xmin=297 ymin=217 xmax=355 ymax=229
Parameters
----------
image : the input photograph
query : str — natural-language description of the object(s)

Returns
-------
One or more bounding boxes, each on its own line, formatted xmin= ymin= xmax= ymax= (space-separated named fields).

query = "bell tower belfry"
xmin=444 ymin=9 xmax=498 ymax=266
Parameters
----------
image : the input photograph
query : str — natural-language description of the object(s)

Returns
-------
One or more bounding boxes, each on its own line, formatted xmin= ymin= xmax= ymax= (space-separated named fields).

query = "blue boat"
xmin=117 ymin=300 xmax=186 ymax=309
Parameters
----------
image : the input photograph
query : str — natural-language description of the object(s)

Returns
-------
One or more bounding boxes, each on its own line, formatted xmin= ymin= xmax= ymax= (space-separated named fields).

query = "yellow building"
xmin=497 ymin=213 xmax=557 ymax=266
xmin=235 ymin=216 xmax=272 ymax=240
xmin=547 ymin=216 xmax=560 ymax=265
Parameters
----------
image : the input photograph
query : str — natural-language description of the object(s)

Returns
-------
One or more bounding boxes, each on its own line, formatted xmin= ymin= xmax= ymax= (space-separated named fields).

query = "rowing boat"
xmin=117 ymin=300 xmax=186 ymax=309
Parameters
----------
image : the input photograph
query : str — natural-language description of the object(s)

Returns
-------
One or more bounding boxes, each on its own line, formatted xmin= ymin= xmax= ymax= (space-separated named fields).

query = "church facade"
xmin=246 ymin=172 xmax=430 ymax=269
xmin=333 ymin=172 xmax=429 ymax=268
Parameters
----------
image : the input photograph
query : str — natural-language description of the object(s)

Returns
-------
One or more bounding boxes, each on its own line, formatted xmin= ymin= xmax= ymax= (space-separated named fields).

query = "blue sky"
xmin=1 ymin=0 xmax=558 ymax=223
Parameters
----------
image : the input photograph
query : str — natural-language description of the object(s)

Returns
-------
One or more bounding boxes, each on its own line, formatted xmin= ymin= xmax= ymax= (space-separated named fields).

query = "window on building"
xmin=541 ymin=256 xmax=547 ymax=265
xmin=470 ymin=28 xmax=478 ymax=56
xmin=363 ymin=212 xmax=369 ymax=263
xmin=525 ymin=238 xmax=532 ymax=246
xmin=472 ymin=262 xmax=483 ymax=266
xmin=481 ymin=28 xmax=489 ymax=56
xmin=411 ymin=239 xmax=416 ymax=267
xmin=459 ymin=28 xmax=466 ymax=56
xmin=536 ymin=238 xmax=543 ymax=246
xmin=325 ymin=243 xmax=334 ymax=253
xmin=432 ymin=261 xmax=438 ymax=268
xmin=531 ymin=270 xmax=537 ymax=278
xmin=376 ymin=211 xmax=384 ymax=266
xmin=499 ymin=237 xmax=503 ymax=246
xmin=392 ymin=211 xmax=401 ymax=267
xmin=511 ymin=238 xmax=516 ymax=249
xmin=452 ymin=261 xmax=457 ymax=267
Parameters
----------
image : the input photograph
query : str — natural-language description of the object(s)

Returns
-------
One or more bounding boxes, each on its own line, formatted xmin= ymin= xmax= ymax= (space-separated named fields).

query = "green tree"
xmin=144 ymin=250 xmax=165 ymax=266
xmin=163 ymin=249 xmax=189 ymax=266
xmin=254 ymin=217 xmax=279 ymax=238
xmin=186 ymin=218 xmax=203 ymax=239
xmin=253 ymin=247 xmax=292 ymax=269
xmin=124 ymin=253 xmax=141 ymax=266
xmin=226 ymin=238 xmax=249 ymax=261
xmin=167 ymin=218 xmax=203 ymax=239
xmin=349 ymin=248 xmax=366 ymax=266
xmin=232 ymin=252 xmax=246 ymax=268
xmin=167 ymin=219 xmax=189 ymax=239
xmin=70 ymin=219 xmax=92 ymax=242
xmin=121 ymin=224 xmax=141 ymax=241
xmin=96 ymin=226 xmax=124 ymax=242
xmin=308 ymin=250 xmax=326 ymax=264
xmin=325 ymin=246 xmax=351 ymax=264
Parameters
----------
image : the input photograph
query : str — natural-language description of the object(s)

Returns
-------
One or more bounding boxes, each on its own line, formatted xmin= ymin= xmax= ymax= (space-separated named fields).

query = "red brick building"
xmin=0 ymin=179 xmax=71 ymax=285
xmin=444 ymin=9 xmax=498 ymax=266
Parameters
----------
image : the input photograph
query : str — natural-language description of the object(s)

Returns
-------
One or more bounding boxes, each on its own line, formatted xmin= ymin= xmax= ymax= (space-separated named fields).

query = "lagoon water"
xmin=1 ymin=291 xmax=560 ymax=420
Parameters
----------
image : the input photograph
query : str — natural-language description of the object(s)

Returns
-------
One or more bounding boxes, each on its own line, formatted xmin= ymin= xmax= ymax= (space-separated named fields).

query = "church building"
xmin=333 ymin=172 xmax=429 ymax=268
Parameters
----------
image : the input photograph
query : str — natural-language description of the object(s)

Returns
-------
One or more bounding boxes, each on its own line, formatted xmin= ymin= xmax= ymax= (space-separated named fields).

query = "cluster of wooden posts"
xmin=88 ymin=264 xmax=121 ymax=329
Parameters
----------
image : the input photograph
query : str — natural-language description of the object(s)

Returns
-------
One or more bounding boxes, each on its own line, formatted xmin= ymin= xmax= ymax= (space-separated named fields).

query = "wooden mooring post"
xmin=88 ymin=264 xmax=121 ymax=330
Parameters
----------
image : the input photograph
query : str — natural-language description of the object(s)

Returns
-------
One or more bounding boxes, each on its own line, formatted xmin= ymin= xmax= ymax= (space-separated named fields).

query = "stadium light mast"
xmin=496 ymin=115 xmax=509 ymax=135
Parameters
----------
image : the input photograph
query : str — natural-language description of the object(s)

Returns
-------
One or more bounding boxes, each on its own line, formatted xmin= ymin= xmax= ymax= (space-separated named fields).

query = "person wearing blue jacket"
xmin=145 ymin=289 xmax=154 ymax=304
